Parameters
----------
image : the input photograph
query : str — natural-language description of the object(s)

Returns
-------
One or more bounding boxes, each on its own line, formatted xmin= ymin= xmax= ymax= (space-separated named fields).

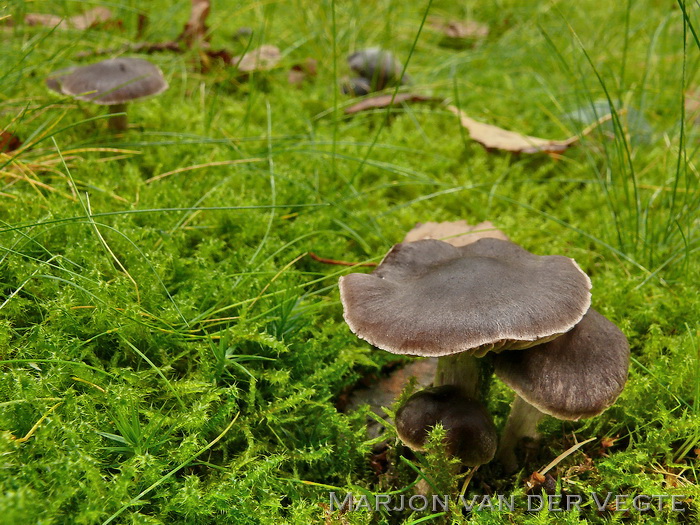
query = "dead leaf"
xmin=136 ymin=13 xmax=148 ymax=40
xmin=447 ymin=104 xmax=581 ymax=154
xmin=404 ymin=220 xmax=509 ymax=246
xmin=600 ymin=436 xmax=616 ymax=449
xmin=231 ymin=44 xmax=281 ymax=72
xmin=345 ymin=93 xmax=437 ymax=114
xmin=0 ymin=130 xmax=21 ymax=153
xmin=429 ymin=16 xmax=489 ymax=43
xmin=344 ymin=359 xmax=437 ymax=440
xmin=179 ymin=0 xmax=210 ymax=47
xmin=24 ymin=7 xmax=113 ymax=30
xmin=525 ymin=472 xmax=557 ymax=496
xmin=288 ymin=58 xmax=318 ymax=87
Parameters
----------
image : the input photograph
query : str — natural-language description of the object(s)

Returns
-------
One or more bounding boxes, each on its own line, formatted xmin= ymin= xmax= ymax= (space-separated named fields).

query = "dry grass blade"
xmin=145 ymin=158 xmax=265 ymax=184
xmin=308 ymin=252 xmax=377 ymax=267
xmin=12 ymin=402 xmax=63 ymax=443
xmin=539 ymin=436 xmax=596 ymax=476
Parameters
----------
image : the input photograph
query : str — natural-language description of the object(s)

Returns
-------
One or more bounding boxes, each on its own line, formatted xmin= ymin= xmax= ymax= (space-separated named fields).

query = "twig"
xmin=308 ymin=252 xmax=377 ymax=267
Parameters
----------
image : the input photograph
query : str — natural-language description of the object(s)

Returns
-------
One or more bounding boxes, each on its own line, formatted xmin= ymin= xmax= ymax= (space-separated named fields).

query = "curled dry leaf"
xmin=23 ymin=7 xmax=113 ymax=30
xmin=231 ymin=45 xmax=281 ymax=73
xmin=447 ymin=105 xmax=582 ymax=154
xmin=179 ymin=0 xmax=211 ymax=46
xmin=0 ymin=130 xmax=22 ymax=153
xmin=404 ymin=220 xmax=509 ymax=247
xmin=288 ymin=58 xmax=318 ymax=87
xmin=345 ymin=93 xmax=438 ymax=114
xmin=429 ymin=16 xmax=489 ymax=42
xmin=344 ymin=359 xmax=437 ymax=440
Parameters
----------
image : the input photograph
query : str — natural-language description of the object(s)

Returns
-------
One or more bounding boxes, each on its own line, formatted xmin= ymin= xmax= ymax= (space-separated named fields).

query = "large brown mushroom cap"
xmin=46 ymin=58 xmax=168 ymax=105
xmin=339 ymin=238 xmax=591 ymax=357
xmin=493 ymin=308 xmax=629 ymax=420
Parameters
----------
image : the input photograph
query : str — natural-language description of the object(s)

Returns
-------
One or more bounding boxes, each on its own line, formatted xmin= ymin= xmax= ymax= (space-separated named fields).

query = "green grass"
xmin=1 ymin=0 xmax=698 ymax=523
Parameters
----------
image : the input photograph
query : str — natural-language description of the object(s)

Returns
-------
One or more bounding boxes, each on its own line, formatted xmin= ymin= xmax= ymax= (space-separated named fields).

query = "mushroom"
xmin=46 ymin=57 xmax=168 ymax=131
xmin=346 ymin=47 xmax=411 ymax=92
xmin=339 ymin=236 xmax=592 ymax=464
xmin=396 ymin=385 xmax=497 ymax=466
xmin=340 ymin=77 xmax=372 ymax=97
xmin=492 ymin=308 xmax=629 ymax=472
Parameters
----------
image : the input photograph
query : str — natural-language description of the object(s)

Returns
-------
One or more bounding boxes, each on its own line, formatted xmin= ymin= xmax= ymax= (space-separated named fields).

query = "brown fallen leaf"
xmin=231 ymin=44 xmax=281 ymax=73
xmin=179 ymin=0 xmax=210 ymax=47
xmin=136 ymin=13 xmax=148 ymax=40
xmin=447 ymin=105 xmax=612 ymax=154
xmin=429 ymin=16 xmax=489 ymax=42
xmin=344 ymin=359 xmax=437 ymax=440
xmin=24 ymin=7 xmax=113 ymax=30
xmin=0 ymin=130 xmax=22 ymax=153
xmin=288 ymin=58 xmax=318 ymax=87
xmin=344 ymin=93 xmax=438 ymax=114
xmin=404 ymin=220 xmax=509 ymax=246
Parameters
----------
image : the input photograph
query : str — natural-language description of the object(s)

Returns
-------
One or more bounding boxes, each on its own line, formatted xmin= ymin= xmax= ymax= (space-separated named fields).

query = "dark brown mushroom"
xmin=396 ymin=385 xmax=497 ymax=466
xmin=347 ymin=47 xmax=411 ymax=92
xmin=46 ymin=57 xmax=168 ymax=130
xmin=493 ymin=308 xmax=629 ymax=471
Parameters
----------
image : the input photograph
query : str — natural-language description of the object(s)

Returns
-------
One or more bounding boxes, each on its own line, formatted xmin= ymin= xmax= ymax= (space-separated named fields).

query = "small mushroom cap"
xmin=396 ymin=385 xmax=497 ymax=466
xmin=347 ymin=47 xmax=411 ymax=90
xmin=493 ymin=308 xmax=629 ymax=420
xmin=46 ymin=58 xmax=168 ymax=105
xmin=404 ymin=220 xmax=509 ymax=247
xmin=339 ymin=238 xmax=591 ymax=357
xmin=340 ymin=77 xmax=372 ymax=97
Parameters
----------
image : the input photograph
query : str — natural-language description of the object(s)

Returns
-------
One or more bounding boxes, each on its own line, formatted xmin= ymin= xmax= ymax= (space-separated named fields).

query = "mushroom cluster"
xmin=339 ymin=221 xmax=629 ymax=472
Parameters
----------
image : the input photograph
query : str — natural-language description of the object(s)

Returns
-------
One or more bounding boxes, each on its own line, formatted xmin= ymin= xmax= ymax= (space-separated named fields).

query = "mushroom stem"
xmin=433 ymin=352 xmax=486 ymax=400
xmin=108 ymin=103 xmax=128 ymax=131
xmin=496 ymin=394 xmax=545 ymax=473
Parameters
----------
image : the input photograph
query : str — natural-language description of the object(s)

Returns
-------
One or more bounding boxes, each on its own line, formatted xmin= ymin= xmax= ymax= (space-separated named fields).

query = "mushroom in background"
xmin=46 ymin=57 xmax=168 ymax=131
xmin=396 ymin=385 xmax=497 ymax=466
xmin=340 ymin=77 xmax=372 ymax=97
xmin=345 ymin=47 xmax=411 ymax=94
xmin=493 ymin=308 xmax=630 ymax=472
